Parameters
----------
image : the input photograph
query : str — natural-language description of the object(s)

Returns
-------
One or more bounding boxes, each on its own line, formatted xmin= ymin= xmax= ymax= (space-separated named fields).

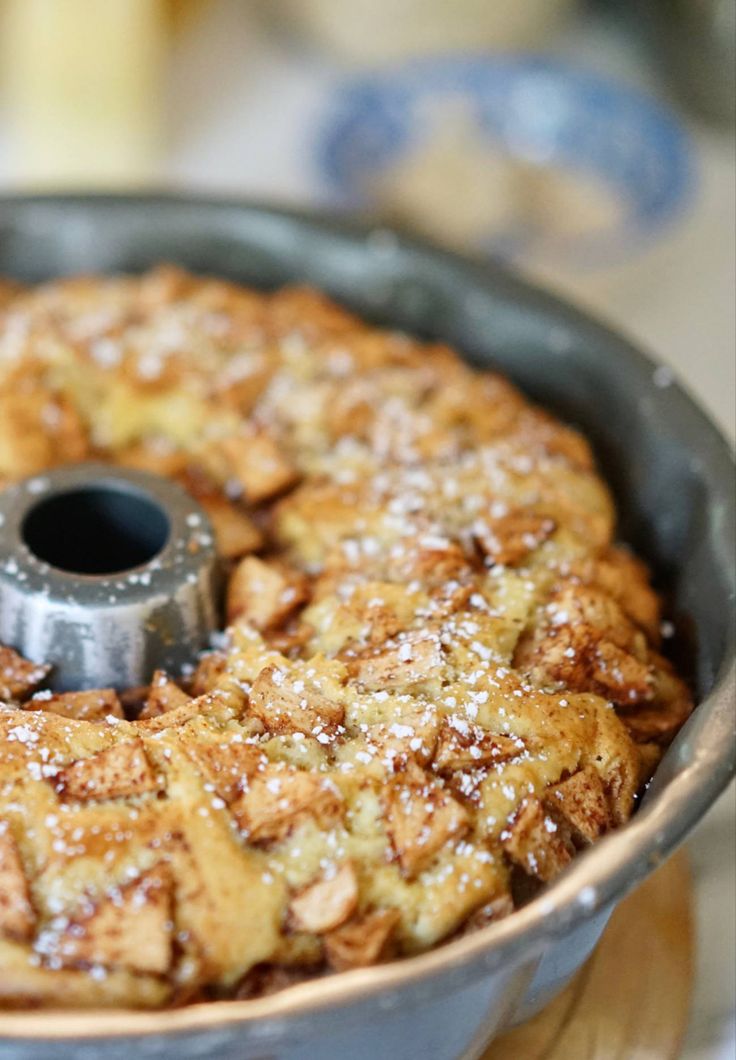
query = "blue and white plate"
xmin=317 ymin=56 xmax=695 ymax=268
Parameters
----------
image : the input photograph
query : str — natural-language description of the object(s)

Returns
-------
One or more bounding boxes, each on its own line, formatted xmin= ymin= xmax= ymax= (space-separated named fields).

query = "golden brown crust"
xmin=46 ymin=866 xmax=174 ymax=975
xmin=383 ymin=763 xmax=470 ymax=879
xmin=325 ymin=908 xmax=401 ymax=970
xmin=139 ymin=672 xmax=192 ymax=720
xmin=0 ymin=830 xmax=35 ymax=942
xmin=288 ymin=863 xmax=359 ymax=934
xmin=544 ymin=768 xmax=612 ymax=845
xmin=501 ymin=799 xmax=574 ymax=882
xmin=226 ymin=557 xmax=309 ymax=629
xmin=24 ymin=689 xmax=124 ymax=722
xmin=55 ymin=739 xmax=161 ymax=803
xmin=249 ymin=665 xmax=345 ymax=737
xmin=220 ymin=430 xmax=299 ymax=505
xmin=0 ymin=646 xmax=51 ymax=702
xmin=0 ymin=267 xmax=692 ymax=1008
xmin=231 ymin=764 xmax=345 ymax=844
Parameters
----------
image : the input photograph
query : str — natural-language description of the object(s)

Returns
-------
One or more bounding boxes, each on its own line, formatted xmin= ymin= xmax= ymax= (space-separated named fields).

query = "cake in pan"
xmin=0 ymin=268 xmax=692 ymax=1008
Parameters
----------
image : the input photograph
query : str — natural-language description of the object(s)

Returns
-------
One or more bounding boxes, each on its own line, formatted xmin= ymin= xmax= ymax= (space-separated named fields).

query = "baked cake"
xmin=0 ymin=267 xmax=692 ymax=1008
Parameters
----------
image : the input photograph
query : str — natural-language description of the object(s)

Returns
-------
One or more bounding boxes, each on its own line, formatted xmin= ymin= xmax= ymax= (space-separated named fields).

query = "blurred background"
xmin=0 ymin=0 xmax=733 ymax=1054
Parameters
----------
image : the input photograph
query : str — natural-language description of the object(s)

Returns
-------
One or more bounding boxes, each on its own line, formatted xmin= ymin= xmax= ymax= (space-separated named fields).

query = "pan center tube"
xmin=22 ymin=482 xmax=171 ymax=576
xmin=0 ymin=463 xmax=219 ymax=692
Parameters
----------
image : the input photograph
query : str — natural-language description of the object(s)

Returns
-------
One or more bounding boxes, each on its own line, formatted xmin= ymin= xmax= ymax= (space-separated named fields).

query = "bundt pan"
xmin=0 ymin=194 xmax=733 ymax=1060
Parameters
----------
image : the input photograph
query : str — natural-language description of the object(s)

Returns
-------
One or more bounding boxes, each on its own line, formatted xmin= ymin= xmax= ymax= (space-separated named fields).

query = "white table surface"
xmin=0 ymin=3 xmax=733 ymax=1054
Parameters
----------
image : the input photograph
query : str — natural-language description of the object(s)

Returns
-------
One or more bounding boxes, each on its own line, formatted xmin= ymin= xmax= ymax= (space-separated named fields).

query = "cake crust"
xmin=0 ymin=268 xmax=691 ymax=1008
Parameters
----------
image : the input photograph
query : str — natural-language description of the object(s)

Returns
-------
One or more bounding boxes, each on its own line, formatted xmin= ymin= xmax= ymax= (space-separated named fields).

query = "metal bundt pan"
xmin=0 ymin=194 xmax=733 ymax=1060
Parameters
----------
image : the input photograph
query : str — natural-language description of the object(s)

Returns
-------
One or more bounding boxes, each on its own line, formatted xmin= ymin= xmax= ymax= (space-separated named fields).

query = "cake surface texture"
xmin=0 ymin=268 xmax=692 ymax=1008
